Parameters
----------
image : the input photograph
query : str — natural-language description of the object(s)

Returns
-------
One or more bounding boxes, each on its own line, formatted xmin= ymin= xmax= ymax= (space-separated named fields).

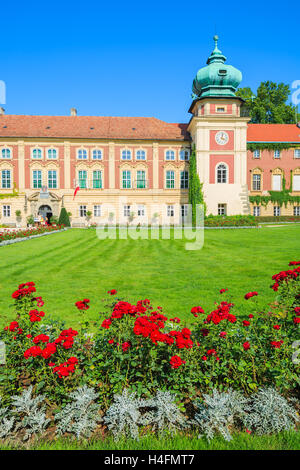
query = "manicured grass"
xmin=0 ymin=225 xmax=299 ymax=328
xmin=1 ymin=431 xmax=299 ymax=450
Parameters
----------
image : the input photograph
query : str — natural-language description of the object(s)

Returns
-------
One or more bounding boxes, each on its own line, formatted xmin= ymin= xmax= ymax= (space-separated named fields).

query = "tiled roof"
xmin=247 ymin=124 xmax=300 ymax=143
xmin=0 ymin=115 xmax=190 ymax=141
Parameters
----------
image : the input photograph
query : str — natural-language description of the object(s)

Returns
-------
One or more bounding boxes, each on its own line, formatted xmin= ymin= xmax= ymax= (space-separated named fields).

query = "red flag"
xmin=73 ymin=186 xmax=80 ymax=200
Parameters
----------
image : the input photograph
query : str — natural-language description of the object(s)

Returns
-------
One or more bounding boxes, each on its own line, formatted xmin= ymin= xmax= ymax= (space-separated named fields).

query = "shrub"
xmin=243 ymin=387 xmax=299 ymax=435
xmin=0 ymin=397 xmax=15 ymax=439
xmin=55 ymin=385 xmax=101 ymax=439
xmin=58 ymin=208 xmax=71 ymax=227
xmin=11 ymin=386 xmax=50 ymax=440
xmin=103 ymin=390 xmax=143 ymax=440
xmin=140 ymin=390 xmax=187 ymax=435
xmin=193 ymin=388 xmax=248 ymax=441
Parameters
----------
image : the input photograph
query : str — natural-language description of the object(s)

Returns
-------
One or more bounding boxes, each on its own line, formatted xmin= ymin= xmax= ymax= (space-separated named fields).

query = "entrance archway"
xmin=38 ymin=205 xmax=53 ymax=224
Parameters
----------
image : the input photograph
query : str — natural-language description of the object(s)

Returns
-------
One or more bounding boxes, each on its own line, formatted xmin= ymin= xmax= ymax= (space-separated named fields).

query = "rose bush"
xmin=0 ymin=260 xmax=299 ymax=406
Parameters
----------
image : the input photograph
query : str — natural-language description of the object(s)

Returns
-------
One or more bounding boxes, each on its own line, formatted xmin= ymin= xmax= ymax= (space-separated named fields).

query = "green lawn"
xmin=0 ymin=225 xmax=299 ymax=328
xmin=1 ymin=431 xmax=299 ymax=450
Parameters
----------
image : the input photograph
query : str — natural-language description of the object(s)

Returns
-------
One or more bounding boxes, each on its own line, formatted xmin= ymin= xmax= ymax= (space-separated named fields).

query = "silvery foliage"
xmin=193 ymin=388 xmax=248 ymax=442
xmin=243 ymin=387 xmax=299 ymax=435
xmin=0 ymin=396 xmax=15 ymax=438
xmin=11 ymin=386 xmax=50 ymax=440
xmin=139 ymin=390 xmax=187 ymax=435
xmin=55 ymin=385 xmax=101 ymax=439
xmin=103 ymin=389 xmax=143 ymax=440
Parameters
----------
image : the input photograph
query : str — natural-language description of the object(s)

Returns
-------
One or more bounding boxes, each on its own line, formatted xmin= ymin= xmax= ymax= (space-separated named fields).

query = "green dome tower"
xmin=192 ymin=36 xmax=242 ymax=98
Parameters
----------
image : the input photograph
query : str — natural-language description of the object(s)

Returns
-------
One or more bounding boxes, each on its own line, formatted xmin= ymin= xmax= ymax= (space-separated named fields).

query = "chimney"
xmin=0 ymin=107 xmax=5 ymax=116
xmin=70 ymin=108 xmax=77 ymax=117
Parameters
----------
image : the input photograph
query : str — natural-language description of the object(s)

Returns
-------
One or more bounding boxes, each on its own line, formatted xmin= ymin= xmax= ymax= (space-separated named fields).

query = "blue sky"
xmin=1 ymin=0 xmax=299 ymax=123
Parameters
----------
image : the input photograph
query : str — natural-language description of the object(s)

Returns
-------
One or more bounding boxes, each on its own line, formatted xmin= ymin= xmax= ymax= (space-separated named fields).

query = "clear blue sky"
xmin=1 ymin=0 xmax=299 ymax=123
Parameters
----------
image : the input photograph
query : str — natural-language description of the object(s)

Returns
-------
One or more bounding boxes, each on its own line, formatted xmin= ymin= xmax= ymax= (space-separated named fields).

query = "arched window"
xmin=77 ymin=149 xmax=88 ymax=160
xmin=216 ymin=164 xmax=227 ymax=183
xmin=136 ymin=150 xmax=146 ymax=160
xmin=121 ymin=150 xmax=132 ymax=160
xmin=32 ymin=148 xmax=42 ymax=159
xmin=92 ymin=149 xmax=102 ymax=160
xmin=47 ymin=148 xmax=57 ymax=159
xmin=1 ymin=148 xmax=11 ymax=159
xmin=166 ymin=150 xmax=175 ymax=161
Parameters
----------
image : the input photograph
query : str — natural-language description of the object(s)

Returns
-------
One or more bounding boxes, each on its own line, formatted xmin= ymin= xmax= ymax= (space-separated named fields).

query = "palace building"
xmin=0 ymin=36 xmax=300 ymax=227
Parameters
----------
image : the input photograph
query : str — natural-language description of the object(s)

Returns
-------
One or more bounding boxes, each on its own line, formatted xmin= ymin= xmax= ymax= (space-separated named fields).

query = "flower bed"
xmin=204 ymin=215 xmax=258 ymax=227
xmin=0 ymin=261 xmax=299 ymax=443
xmin=0 ymin=225 xmax=65 ymax=245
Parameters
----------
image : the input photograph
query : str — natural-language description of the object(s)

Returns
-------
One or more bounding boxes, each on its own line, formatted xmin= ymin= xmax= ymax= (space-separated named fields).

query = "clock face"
xmin=215 ymin=131 xmax=229 ymax=146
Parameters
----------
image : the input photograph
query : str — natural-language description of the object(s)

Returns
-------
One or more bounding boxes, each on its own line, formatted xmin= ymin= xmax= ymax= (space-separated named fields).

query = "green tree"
xmin=188 ymin=146 xmax=206 ymax=225
xmin=58 ymin=207 xmax=71 ymax=227
xmin=237 ymin=81 xmax=297 ymax=124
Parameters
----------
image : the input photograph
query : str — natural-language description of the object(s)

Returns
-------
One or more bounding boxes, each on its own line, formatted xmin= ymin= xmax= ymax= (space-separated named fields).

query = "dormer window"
xmin=216 ymin=107 xmax=225 ymax=113
xmin=218 ymin=69 xmax=227 ymax=76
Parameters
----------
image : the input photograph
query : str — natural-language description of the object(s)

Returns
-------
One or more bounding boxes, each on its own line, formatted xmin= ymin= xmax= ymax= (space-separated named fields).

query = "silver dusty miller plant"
xmin=140 ymin=390 xmax=187 ymax=435
xmin=11 ymin=386 xmax=50 ymax=440
xmin=55 ymin=385 xmax=101 ymax=440
xmin=193 ymin=388 xmax=248 ymax=442
xmin=0 ymin=396 xmax=15 ymax=439
xmin=103 ymin=389 xmax=143 ymax=440
xmin=243 ymin=387 xmax=299 ymax=435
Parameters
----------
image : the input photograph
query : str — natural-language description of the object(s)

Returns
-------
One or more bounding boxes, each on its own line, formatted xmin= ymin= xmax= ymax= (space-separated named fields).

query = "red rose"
xmin=219 ymin=331 xmax=227 ymax=338
xmin=243 ymin=320 xmax=251 ymax=327
xmin=244 ymin=292 xmax=258 ymax=300
xmin=273 ymin=325 xmax=281 ymax=330
xmin=170 ymin=355 xmax=186 ymax=369
xmin=108 ymin=289 xmax=117 ymax=295
xmin=243 ymin=342 xmax=250 ymax=350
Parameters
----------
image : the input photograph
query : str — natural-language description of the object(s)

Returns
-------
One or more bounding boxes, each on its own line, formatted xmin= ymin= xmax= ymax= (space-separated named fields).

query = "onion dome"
xmin=192 ymin=36 xmax=242 ymax=98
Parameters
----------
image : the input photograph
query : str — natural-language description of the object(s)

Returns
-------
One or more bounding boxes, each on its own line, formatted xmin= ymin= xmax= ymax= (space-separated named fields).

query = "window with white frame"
xmin=121 ymin=150 xmax=132 ymax=160
xmin=32 ymin=148 xmax=42 ymax=159
xmin=218 ymin=203 xmax=227 ymax=215
xmin=47 ymin=148 xmax=57 ymax=159
xmin=252 ymin=173 xmax=261 ymax=191
xmin=294 ymin=149 xmax=300 ymax=159
xmin=166 ymin=150 xmax=175 ymax=161
xmin=167 ymin=205 xmax=174 ymax=217
xmin=136 ymin=170 xmax=146 ymax=189
xmin=180 ymin=171 xmax=189 ymax=189
xmin=92 ymin=149 xmax=102 ymax=160
xmin=217 ymin=164 xmax=227 ymax=183
xmin=79 ymin=205 xmax=87 ymax=217
xmin=94 ymin=205 xmax=101 ymax=217
xmin=2 ymin=205 xmax=10 ymax=217
xmin=123 ymin=205 xmax=131 ymax=217
xmin=78 ymin=170 xmax=87 ymax=188
xmin=179 ymin=149 xmax=190 ymax=161
xmin=272 ymin=174 xmax=281 ymax=191
xmin=137 ymin=204 xmax=145 ymax=216
xmin=273 ymin=206 xmax=281 ymax=216
xmin=274 ymin=149 xmax=281 ymax=159
xmin=253 ymin=206 xmax=261 ymax=216
xmin=166 ymin=170 xmax=175 ymax=189
xmin=136 ymin=150 xmax=146 ymax=160
xmin=181 ymin=204 xmax=188 ymax=219
xmin=1 ymin=148 xmax=11 ymax=159
xmin=32 ymin=170 xmax=42 ymax=189
xmin=122 ymin=170 xmax=131 ymax=188
xmin=93 ymin=170 xmax=102 ymax=189
xmin=293 ymin=174 xmax=300 ymax=191
xmin=48 ymin=170 xmax=57 ymax=189
xmin=77 ymin=149 xmax=88 ymax=160
xmin=253 ymin=150 xmax=260 ymax=159
xmin=1 ymin=169 xmax=11 ymax=188
xmin=294 ymin=206 xmax=300 ymax=216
